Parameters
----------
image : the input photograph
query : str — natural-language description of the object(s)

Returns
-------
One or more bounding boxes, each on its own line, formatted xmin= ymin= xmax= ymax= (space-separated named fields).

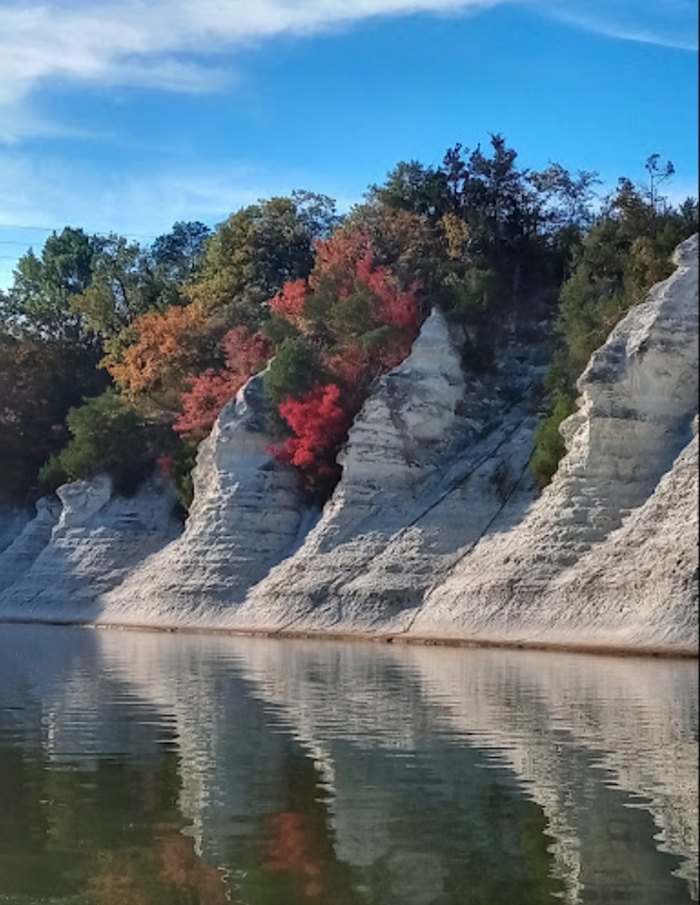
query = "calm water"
xmin=0 ymin=625 xmax=696 ymax=905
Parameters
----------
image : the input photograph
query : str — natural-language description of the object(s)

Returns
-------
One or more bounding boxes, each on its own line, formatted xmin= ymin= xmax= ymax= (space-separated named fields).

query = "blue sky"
xmin=0 ymin=0 xmax=697 ymax=289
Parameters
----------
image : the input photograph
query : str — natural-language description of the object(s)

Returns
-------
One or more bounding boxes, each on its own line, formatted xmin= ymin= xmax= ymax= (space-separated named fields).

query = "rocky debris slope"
xmin=99 ymin=372 xmax=308 ymax=625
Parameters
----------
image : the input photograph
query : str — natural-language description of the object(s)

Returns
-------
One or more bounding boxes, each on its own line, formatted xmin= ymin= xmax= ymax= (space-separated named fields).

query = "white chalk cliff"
xmin=0 ymin=235 xmax=697 ymax=652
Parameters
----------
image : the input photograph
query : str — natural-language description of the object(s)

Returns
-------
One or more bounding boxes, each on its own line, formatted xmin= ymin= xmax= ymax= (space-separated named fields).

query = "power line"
xmin=0 ymin=224 xmax=159 ymax=240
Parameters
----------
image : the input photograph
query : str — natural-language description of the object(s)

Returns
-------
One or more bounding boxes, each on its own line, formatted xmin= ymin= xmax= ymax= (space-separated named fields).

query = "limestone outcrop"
xmin=413 ymin=233 xmax=699 ymax=647
xmin=229 ymin=306 xmax=544 ymax=632
xmin=99 ymin=371 xmax=307 ymax=625
xmin=0 ymin=499 xmax=58 ymax=593
xmin=0 ymin=475 xmax=179 ymax=618
xmin=0 ymin=236 xmax=697 ymax=652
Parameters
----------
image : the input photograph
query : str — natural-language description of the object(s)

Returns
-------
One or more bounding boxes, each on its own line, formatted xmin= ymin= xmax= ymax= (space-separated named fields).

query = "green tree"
xmin=263 ymin=337 xmax=320 ymax=410
xmin=39 ymin=390 xmax=154 ymax=495
xmin=71 ymin=234 xmax=176 ymax=339
xmin=369 ymin=160 xmax=450 ymax=221
xmin=150 ymin=221 xmax=212 ymax=282
xmin=531 ymin=174 xmax=698 ymax=486
xmin=188 ymin=194 xmax=338 ymax=328
xmin=0 ymin=228 xmax=96 ymax=341
xmin=0 ymin=333 xmax=107 ymax=503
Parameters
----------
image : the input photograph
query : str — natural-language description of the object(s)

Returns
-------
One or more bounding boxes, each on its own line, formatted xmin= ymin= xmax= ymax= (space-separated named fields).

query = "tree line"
xmin=1 ymin=137 xmax=696 ymax=509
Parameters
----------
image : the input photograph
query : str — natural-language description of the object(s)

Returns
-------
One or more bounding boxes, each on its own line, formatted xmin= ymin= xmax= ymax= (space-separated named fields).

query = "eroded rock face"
xmin=0 ymin=476 xmax=178 ymax=618
xmin=230 ymin=308 xmax=544 ymax=632
xmin=0 ymin=237 xmax=697 ymax=651
xmin=99 ymin=372 xmax=307 ymax=625
xmin=0 ymin=498 xmax=59 ymax=593
xmin=0 ymin=508 xmax=32 ymax=556
xmin=415 ymin=234 xmax=699 ymax=646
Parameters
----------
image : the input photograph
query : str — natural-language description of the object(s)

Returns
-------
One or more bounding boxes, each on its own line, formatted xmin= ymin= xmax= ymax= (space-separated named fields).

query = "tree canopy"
xmin=1 ymin=144 xmax=696 ymax=508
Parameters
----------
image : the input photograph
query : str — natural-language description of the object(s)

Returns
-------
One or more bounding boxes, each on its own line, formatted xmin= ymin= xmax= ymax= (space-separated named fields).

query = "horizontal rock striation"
xmin=228 ymin=307 xmax=543 ymax=632
xmin=99 ymin=372 xmax=308 ymax=625
xmin=414 ymin=234 xmax=699 ymax=647
xmin=0 ymin=476 xmax=179 ymax=618
xmin=0 ymin=499 xmax=59 ymax=593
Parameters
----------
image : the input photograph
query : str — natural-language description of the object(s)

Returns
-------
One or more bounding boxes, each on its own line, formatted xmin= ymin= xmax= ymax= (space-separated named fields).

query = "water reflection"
xmin=0 ymin=625 xmax=696 ymax=904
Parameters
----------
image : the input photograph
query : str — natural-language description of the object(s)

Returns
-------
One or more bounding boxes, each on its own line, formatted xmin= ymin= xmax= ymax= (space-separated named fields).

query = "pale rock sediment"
xmin=0 ymin=507 xmax=32 ymax=556
xmin=0 ymin=499 xmax=59 ymax=593
xmin=99 ymin=372 xmax=307 ymax=624
xmin=229 ymin=307 xmax=542 ymax=631
xmin=0 ymin=475 xmax=178 ymax=617
xmin=414 ymin=234 xmax=699 ymax=647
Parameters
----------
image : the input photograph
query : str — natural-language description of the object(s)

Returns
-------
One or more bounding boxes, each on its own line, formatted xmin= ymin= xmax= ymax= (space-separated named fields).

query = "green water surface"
xmin=0 ymin=625 xmax=696 ymax=905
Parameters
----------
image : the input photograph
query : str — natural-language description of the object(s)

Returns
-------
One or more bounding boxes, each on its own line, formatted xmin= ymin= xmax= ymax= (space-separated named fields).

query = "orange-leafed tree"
xmin=103 ymin=304 xmax=212 ymax=403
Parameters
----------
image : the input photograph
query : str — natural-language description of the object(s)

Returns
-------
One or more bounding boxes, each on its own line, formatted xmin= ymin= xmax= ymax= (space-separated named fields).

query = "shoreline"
xmin=1 ymin=616 xmax=696 ymax=660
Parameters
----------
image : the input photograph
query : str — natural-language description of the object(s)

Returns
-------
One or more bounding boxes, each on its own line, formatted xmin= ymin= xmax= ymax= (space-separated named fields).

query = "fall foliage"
xmin=2 ymin=139 xmax=695 ymax=507
xmin=272 ymin=383 xmax=354 ymax=487
xmin=104 ymin=304 xmax=209 ymax=400
xmin=174 ymin=327 xmax=272 ymax=440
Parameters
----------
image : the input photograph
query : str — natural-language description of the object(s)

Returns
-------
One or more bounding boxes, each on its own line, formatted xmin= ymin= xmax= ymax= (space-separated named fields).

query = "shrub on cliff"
xmin=271 ymin=383 xmax=354 ymax=496
xmin=38 ymin=390 xmax=154 ymax=496
xmin=530 ymin=391 xmax=576 ymax=488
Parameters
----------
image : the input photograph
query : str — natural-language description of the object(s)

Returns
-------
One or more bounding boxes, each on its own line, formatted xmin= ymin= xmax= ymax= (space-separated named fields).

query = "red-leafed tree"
xmin=271 ymin=383 xmax=354 ymax=490
xmin=175 ymin=327 xmax=272 ymax=440
xmin=355 ymin=248 xmax=419 ymax=329
xmin=264 ymin=230 xmax=423 ymax=491
xmin=308 ymin=231 xmax=420 ymax=342
xmin=310 ymin=231 xmax=371 ymax=297
xmin=269 ymin=279 xmax=308 ymax=328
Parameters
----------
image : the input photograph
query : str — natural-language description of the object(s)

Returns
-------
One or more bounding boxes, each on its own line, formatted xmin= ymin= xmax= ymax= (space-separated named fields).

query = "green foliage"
xmin=150 ymin=221 xmax=212 ymax=282
xmin=0 ymin=333 xmax=107 ymax=503
xmin=3 ymin=140 xmax=696 ymax=510
xmin=369 ymin=160 xmax=450 ymax=220
xmin=263 ymin=337 xmax=320 ymax=411
xmin=557 ymin=184 xmax=696 ymax=381
xmin=71 ymin=233 xmax=179 ymax=339
xmin=262 ymin=313 xmax=300 ymax=345
xmin=441 ymin=266 xmax=497 ymax=324
xmin=170 ymin=441 xmax=198 ymax=514
xmin=38 ymin=390 xmax=153 ymax=496
xmin=531 ymin=173 xmax=698 ymax=486
xmin=2 ymin=227 xmax=190 ymax=350
xmin=530 ymin=391 xmax=576 ymax=488
xmin=0 ymin=228 xmax=96 ymax=341
xmin=188 ymin=194 xmax=339 ymax=328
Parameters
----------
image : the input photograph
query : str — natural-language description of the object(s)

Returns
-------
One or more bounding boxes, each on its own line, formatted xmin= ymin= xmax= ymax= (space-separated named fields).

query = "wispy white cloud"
xmin=0 ymin=149 xmax=359 ymax=288
xmin=0 ymin=0 xmax=695 ymax=142
xmin=535 ymin=0 xmax=699 ymax=52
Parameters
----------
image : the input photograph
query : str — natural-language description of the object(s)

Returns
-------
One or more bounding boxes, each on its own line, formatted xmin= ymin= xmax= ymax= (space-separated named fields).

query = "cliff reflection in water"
xmin=0 ymin=625 xmax=696 ymax=905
